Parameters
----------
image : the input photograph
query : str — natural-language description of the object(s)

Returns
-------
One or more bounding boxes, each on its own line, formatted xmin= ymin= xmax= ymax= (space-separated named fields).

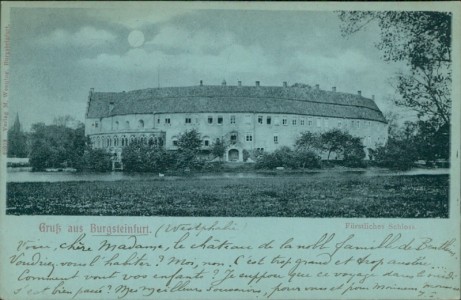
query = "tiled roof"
xmin=86 ymin=85 xmax=387 ymax=123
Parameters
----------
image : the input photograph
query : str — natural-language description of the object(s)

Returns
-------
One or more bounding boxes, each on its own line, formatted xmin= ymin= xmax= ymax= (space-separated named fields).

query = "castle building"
xmin=85 ymin=81 xmax=388 ymax=164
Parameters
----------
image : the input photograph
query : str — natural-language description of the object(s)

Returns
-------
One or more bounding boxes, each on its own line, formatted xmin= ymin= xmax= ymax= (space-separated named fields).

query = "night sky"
xmin=7 ymin=3 xmax=410 ymax=130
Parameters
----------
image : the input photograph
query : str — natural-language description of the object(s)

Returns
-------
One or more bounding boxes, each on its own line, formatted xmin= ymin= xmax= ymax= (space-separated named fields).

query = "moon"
xmin=128 ymin=30 xmax=145 ymax=48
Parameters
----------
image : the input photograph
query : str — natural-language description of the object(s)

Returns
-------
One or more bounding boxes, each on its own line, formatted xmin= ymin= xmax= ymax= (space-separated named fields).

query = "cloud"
xmin=37 ymin=26 xmax=116 ymax=48
xmin=146 ymin=26 xmax=235 ymax=54
xmin=88 ymin=7 xmax=192 ymax=29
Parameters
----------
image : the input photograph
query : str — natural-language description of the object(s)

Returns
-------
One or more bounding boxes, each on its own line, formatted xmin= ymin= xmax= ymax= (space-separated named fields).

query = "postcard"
xmin=1 ymin=1 xmax=460 ymax=299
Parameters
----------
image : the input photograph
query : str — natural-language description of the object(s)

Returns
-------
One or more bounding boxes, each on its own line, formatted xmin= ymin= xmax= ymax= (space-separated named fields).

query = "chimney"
xmin=315 ymin=84 xmax=319 ymax=90
xmin=332 ymin=87 xmax=336 ymax=92
xmin=372 ymin=94 xmax=375 ymax=101
xmin=200 ymin=80 xmax=203 ymax=86
xmin=238 ymin=81 xmax=242 ymax=87
xmin=222 ymin=79 xmax=227 ymax=86
xmin=255 ymin=81 xmax=260 ymax=87
xmin=283 ymin=81 xmax=288 ymax=87
xmin=358 ymin=90 xmax=362 ymax=96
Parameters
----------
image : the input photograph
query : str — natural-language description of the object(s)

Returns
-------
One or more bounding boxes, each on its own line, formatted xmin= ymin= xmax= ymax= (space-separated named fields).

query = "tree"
xmin=320 ymin=129 xmax=351 ymax=160
xmin=28 ymin=122 xmax=86 ymax=171
xmin=294 ymin=132 xmax=322 ymax=152
xmin=339 ymin=11 xmax=451 ymax=127
xmin=175 ymin=129 xmax=203 ymax=170
xmin=177 ymin=129 xmax=202 ymax=152
xmin=211 ymin=139 xmax=226 ymax=160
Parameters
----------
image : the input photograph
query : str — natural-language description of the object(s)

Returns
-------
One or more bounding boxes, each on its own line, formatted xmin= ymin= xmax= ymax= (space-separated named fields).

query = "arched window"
xmin=96 ymin=136 xmax=101 ymax=148
xmin=140 ymin=135 xmax=147 ymax=144
xmin=158 ymin=137 xmax=164 ymax=147
xmin=130 ymin=135 xmax=136 ymax=144
xmin=138 ymin=119 xmax=144 ymax=128
xmin=121 ymin=135 xmax=126 ymax=146
xmin=125 ymin=121 xmax=130 ymax=129
xmin=108 ymin=137 xmax=112 ymax=147
xmin=113 ymin=136 xmax=118 ymax=147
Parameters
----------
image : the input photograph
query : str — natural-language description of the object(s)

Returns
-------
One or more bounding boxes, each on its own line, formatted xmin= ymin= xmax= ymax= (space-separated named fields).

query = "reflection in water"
xmin=7 ymin=168 xmax=450 ymax=183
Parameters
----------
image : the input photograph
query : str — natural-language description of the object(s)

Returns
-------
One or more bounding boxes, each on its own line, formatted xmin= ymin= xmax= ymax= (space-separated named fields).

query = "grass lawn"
xmin=6 ymin=174 xmax=448 ymax=218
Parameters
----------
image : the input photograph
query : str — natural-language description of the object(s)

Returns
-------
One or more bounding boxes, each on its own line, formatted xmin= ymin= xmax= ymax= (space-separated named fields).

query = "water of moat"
xmin=7 ymin=168 xmax=449 ymax=183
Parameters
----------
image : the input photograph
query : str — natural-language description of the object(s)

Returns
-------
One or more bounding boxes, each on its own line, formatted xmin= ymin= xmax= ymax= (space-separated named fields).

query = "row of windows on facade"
xmin=90 ymin=116 xmax=374 ymax=130
xmin=92 ymin=135 xmax=164 ymax=148
xmin=93 ymin=133 xmax=378 ymax=149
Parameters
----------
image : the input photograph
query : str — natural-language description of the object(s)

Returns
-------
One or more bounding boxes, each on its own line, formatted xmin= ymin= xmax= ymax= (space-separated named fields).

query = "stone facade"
xmin=85 ymin=83 xmax=388 ymax=163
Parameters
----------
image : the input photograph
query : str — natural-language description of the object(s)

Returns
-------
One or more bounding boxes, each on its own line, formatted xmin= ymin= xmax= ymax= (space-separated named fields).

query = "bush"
xmin=256 ymin=146 xmax=308 ymax=169
xmin=122 ymin=141 xmax=175 ymax=172
xmin=81 ymin=148 xmax=112 ymax=172
xmin=374 ymin=138 xmax=416 ymax=170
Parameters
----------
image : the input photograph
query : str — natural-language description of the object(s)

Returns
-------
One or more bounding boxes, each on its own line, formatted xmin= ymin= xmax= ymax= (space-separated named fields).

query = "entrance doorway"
xmin=228 ymin=149 xmax=239 ymax=161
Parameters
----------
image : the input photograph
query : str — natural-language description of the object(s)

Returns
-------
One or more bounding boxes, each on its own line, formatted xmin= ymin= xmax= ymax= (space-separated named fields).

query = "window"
xmin=246 ymin=134 xmax=253 ymax=142
xmin=157 ymin=118 xmax=160 ymax=124
xmin=185 ymin=118 xmax=192 ymax=124
xmin=282 ymin=118 xmax=288 ymax=125
xmin=258 ymin=116 xmax=263 ymax=124
xmin=266 ymin=117 xmax=272 ymax=125
xmin=204 ymin=140 xmax=209 ymax=146
xmin=138 ymin=120 xmax=144 ymax=128
xmin=357 ymin=121 xmax=361 ymax=128
xmin=292 ymin=119 xmax=297 ymax=126
xmin=274 ymin=135 xmax=279 ymax=144
xmin=125 ymin=121 xmax=130 ymax=129
xmin=230 ymin=133 xmax=237 ymax=144
xmin=172 ymin=136 xmax=178 ymax=147
xmin=114 ymin=137 xmax=118 ymax=147
xmin=308 ymin=120 xmax=313 ymax=126
xmin=95 ymin=122 xmax=99 ymax=128
xmin=165 ymin=118 xmax=170 ymax=124
xmin=208 ymin=116 xmax=213 ymax=124
xmin=300 ymin=119 xmax=305 ymax=126
xmin=218 ymin=116 xmax=223 ymax=125
xmin=230 ymin=115 xmax=236 ymax=124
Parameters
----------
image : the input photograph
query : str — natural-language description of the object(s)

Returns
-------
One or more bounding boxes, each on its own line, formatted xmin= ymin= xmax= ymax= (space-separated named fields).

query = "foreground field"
xmin=7 ymin=174 xmax=448 ymax=217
